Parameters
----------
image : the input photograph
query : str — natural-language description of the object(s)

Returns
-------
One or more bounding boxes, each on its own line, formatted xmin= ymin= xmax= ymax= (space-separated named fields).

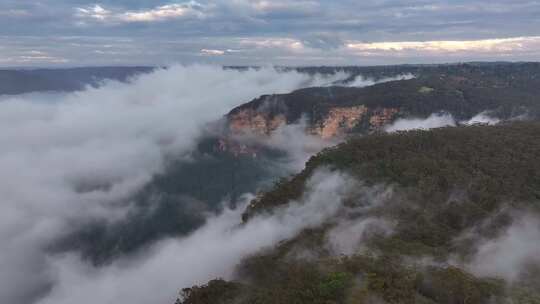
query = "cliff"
xmin=224 ymin=63 xmax=540 ymax=140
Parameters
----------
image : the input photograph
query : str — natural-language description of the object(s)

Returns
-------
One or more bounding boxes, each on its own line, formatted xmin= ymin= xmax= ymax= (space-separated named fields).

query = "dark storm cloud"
xmin=0 ymin=0 xmax=539 ymax=66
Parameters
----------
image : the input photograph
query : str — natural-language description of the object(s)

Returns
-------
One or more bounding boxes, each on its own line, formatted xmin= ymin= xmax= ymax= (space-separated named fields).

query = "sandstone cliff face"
xmin=228 ymin=105 xmax=400 ymax=139
xmin=220 ymin=105 xmax=400 ymax=158
xmin=311 ymin=106 xmax=368 ymax=139
xmin=229 ymin=109 xmax=286 ymax=135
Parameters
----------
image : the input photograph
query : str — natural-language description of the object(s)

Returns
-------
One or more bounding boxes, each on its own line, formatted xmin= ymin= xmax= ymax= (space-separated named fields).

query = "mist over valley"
xmin=2 ymin=1 xmax=540 ymax=301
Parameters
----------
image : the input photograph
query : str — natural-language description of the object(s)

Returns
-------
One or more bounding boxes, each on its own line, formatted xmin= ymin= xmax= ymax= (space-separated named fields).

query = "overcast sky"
xmin=1 ymin=0 xmax=540 ymax=67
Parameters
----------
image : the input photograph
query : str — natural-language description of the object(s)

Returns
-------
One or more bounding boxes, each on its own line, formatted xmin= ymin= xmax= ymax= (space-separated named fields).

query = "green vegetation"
xmin=245 ymin=122 xmax=540 ymax=223
xmin=181 ymin=123 xmax=540 ymax=304
xmin=177 ymin=279 xmax=244 ymax=304
xmin=178 ymin=253 xmax=508 ymax=304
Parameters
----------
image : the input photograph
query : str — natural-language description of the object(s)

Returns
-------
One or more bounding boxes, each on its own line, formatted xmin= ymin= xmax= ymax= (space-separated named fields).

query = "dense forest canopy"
xmin=182 ymin=122 xmax=540 ymax=304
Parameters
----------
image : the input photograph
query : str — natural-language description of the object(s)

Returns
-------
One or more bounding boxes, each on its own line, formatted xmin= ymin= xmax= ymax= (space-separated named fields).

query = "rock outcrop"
xmin=227 ymin=104 xmax=400 ymax=139
xmin=228 ymin=109 xmax=287 ymax=135
xmin=311 ymin=105 xmax=367 ymax=139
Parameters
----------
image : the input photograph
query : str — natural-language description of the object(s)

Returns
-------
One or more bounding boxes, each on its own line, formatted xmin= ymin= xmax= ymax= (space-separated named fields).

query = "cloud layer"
xmin=0 ymin=65 xmax=339 ymax=304
xmin=37 ymin=169 xmax=354 ymax=304
xmin=384 ymin=111 xmax=502 ymax=132
xmin=467 ymin=215 xmax=540 ymax=282
xmin=385 ymin=113 xmax=457 ymax=132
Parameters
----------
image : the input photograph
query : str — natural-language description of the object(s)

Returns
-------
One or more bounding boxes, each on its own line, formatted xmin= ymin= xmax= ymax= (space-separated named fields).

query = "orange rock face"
xmin=229 ymin=109 xmax=286 ymax=135
xmin=228 ymin=106 xmax=400 ymax=139
xmin=312 ymin=106 xmax=368 ymax=139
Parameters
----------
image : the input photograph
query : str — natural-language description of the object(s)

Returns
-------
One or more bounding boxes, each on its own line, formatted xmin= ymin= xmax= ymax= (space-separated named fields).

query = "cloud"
xmin=385 ymin=110 xmax=508 ymax=133
xmin=0 ymin=9 xmax=30 ymax=17
xmin=14 ymin=55 xmax=69 ymax=63
xmin=3 ymin=33 xmax=540 ymax=67
xmin=346 ymin=36 xmax=540 ymax=57
xmin=239 ymin=37 xmax=307 ymax=52
xmin=0 ymin=65 xmax=339 ymax=304
xmin=323 ymin=182 xmax=396 ymax=256
xmin=200 ymin=48 xmax=226 ymax=55
xmin=347 ymin=73 xmax=415 ymax=87
xmin=0 ymin=48 xmax=70 ymax=65
xmin=384 ymin=112 xmax=457 ymax=132
xmin=121 ymin=2 xmax=205 ymax=22
xmin=326 ymin=218 xmax=394 ymax=256
xmin=2 ymin=1 xmax=540 ymax=65
xmin=249 ymin=0 xmax=320 ymax=17
xmin=76 ymin=4 xmax=112 ymax=21
xmin=35 ymin=169 xmax=355 ymax=304
xmin=302 ymin=33 xmax=345 ymax=50
xmin=462 ymin=111 xmax=501 ymax=125
xmin=76 ymin=2 xmax=206 ymax=23
xmin=263 ymin=121 xmax=334 ymax=172
xmin=230 ymin=117 xmax=336 ymax=173
xmin=467 ymin=215 xmax=540 ymax=282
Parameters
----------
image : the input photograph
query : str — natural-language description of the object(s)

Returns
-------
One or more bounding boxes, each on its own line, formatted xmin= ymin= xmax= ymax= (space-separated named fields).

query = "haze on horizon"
xmin=1 ymin=0 xmax=540 ymax=67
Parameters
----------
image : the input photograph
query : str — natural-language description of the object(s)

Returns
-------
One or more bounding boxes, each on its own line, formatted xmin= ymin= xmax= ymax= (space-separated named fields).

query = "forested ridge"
xmin=230 ymin=62 xmax=540 ymax=128
xmin=181 ymin=122 xmax=540 ymax=304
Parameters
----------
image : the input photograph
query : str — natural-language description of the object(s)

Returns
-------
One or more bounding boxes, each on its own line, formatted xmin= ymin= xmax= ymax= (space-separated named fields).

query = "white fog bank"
xmin=0 ymin=65 xmax=342 ymax=304
xmin=37 ymin=170 xmax=354 ymax=304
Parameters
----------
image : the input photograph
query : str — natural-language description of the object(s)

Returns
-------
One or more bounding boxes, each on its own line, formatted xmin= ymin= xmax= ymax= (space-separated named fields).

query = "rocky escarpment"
xmin=221 ymin=101 xmax=401 ymax=158
xmin=227 ymin=103 xmax=401 ymax=139
xmin=226 ymin=90 xmax=405 ymax=139
xmin=312 ymin=105 xmax=367 ymax=138
xmin=228 ymin=109 xmax=287 ymax=135
xmin=225 ymin=63 xmax=540 ymax=141
xmin=218 ymin=62 xmax=540 ymax=158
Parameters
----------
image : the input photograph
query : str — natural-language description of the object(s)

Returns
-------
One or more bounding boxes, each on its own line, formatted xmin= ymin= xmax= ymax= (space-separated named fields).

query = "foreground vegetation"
xmin=180 ymin=123 xmax=540 ymax=304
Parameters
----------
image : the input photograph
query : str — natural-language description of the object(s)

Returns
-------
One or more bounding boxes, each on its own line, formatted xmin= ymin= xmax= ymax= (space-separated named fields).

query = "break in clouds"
xmin=0 ymin=65 xmax=351 ymax=304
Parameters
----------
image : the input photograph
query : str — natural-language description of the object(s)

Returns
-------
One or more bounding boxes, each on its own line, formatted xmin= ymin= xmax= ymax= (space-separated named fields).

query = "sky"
xmin=1 ymin=0 xmax=540 ymax=67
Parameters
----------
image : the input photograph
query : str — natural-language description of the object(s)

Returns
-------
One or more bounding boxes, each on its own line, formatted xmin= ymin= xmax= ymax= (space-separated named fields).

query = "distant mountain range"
xmin=0 ymin=66 xmax=154 ymax=95
xmin=3 ymin=62 xmax=539 ymax=97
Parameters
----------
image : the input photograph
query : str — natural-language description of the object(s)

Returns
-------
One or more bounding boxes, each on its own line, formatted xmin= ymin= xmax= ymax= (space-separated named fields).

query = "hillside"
xmin=179 ymin=122 xmax=540 ymax=304
xmin=227 ymin=63 xmax=540 ymax=137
